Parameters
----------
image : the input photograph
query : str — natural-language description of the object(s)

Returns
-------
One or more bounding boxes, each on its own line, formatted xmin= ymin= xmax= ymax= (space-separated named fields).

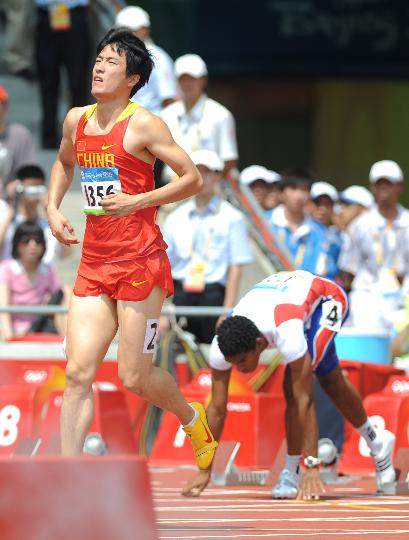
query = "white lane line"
xmin=158 ymin=530 xmax=409 ymax=539
xmin=158 ymin=517 xmax=409 ymax=523
xmin=155 ymin=507 xmax=409 ymax=513
xmin=153 ymin=497 xmax=409 ymax=506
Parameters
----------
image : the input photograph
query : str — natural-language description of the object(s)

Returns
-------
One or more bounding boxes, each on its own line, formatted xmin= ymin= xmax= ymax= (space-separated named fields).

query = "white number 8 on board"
xmin=0 ymin=405 xmax=21 ymax=446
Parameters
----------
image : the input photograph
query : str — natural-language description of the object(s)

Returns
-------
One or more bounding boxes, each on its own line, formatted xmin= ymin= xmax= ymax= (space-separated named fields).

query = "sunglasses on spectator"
xmin=19 ymin=235 xmax=44 ymax=245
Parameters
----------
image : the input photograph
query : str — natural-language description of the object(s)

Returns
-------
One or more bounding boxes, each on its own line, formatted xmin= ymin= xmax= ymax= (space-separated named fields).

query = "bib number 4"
xmin=320 ymin=300 xmax=343 ymax=332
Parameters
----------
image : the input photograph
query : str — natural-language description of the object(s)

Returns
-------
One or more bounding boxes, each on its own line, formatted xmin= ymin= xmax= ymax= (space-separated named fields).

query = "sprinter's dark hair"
xmin=217 ymin=316 xmax=261 ymax=357
xmin=97 ymin=28 xmax=154 ymax=97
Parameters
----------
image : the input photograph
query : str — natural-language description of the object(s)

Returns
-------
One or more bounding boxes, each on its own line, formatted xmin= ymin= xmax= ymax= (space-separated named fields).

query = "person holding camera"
xmin=0 ymin=164 xmax=71 ymax=263
xmin=0 ymin=220 xmax=67 ymax=340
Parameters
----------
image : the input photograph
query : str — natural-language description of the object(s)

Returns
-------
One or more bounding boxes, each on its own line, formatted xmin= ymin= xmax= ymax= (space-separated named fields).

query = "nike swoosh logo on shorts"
xmin=101 ymin=143 xmax=115 ymax=150
xmin=131 ymin=280 xmax=147 ymax=287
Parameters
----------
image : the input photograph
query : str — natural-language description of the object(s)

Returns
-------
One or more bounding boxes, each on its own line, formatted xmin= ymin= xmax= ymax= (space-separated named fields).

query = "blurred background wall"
xmin=128 ymin=0 xmax=409 ymax=194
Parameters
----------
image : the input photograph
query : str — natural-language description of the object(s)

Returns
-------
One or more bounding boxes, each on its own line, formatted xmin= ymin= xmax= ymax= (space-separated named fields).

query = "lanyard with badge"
xmin=183 ymin=204 xmax=218 ymax=293
xmin=373 ymin=222 xmax=403 ymax=298
xmin=49 ymin=3 xmax=72 ymax=31
xmin=178 ymin=98 xmax=208 ymax=153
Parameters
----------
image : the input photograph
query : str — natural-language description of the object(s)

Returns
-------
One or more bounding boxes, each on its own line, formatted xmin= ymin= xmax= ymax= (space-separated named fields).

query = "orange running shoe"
xmin=183 ymin=402 xmax=218 ymax=470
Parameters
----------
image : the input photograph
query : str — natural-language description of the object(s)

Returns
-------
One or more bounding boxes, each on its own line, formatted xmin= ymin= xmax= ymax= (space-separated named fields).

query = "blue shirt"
xmin=312 ymin=221 xmax=342 ymax=279
xmin=269 ymin=205 xmax=326 ymax=275
xmin=163 ymin=196 xmax=253 ymax=285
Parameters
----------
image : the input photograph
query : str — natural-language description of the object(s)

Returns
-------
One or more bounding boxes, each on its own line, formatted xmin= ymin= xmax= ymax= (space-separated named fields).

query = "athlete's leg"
xmin=61 ymin=294 xmax=118 ymax=455
xmin=284 ymin=360 xmax=319 ymax=456
xmin=317 ymin=365 xmax=367 ymax=428
xmin=116 ymin=286 xmax=194 ymax=425
xmin=317 ymin=363 xmax=396 ymax=489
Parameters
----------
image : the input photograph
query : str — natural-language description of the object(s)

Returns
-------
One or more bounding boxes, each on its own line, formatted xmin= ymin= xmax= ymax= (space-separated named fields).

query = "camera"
xmin=16 ymin=184 xmax=47 ymax=199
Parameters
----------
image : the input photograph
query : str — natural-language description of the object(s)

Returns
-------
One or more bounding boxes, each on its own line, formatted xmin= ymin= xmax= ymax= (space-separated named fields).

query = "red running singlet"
xmin=75 ymin=101 xmax=167 ymax=263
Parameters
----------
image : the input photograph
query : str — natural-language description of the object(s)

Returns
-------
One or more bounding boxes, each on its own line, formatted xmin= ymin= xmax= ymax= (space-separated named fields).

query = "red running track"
xmin=151 ymin=467 xmax=409 ymax=540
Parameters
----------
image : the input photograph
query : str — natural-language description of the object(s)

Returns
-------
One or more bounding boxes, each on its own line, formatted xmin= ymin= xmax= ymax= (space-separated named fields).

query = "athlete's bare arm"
xmin=100 ymin=110 xmax=203 ymax=217
xmin=182 ymin=368 xmax=231 ymax=497
xmin=287 ymin=354 xmax=325 ymax=501
xmin=47 ymin=108 xmax=83 ymax=245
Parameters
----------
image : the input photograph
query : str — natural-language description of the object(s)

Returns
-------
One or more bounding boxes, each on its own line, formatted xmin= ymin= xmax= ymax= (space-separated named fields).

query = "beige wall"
xmin=313 ymin=81 xmax=409 ymax=192
xmin=210 ymin=77 xmax=409 ymax=202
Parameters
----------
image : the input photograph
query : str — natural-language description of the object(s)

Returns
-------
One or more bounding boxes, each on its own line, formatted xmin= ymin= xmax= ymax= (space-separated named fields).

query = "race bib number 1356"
xmin=80 ymin=167 xmax=122 ymax=216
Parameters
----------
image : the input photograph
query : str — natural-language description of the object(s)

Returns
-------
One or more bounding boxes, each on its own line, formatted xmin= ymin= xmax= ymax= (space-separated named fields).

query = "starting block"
xmin=211 ymin=440 xmax=343 ymax=488
xmin=211 ymin=440 xmax=285 ymax=487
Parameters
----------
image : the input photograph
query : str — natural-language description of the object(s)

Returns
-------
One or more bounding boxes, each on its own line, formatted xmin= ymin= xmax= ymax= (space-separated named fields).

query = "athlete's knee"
xmin=119 ymin=365 xmax=150 ymax=396
xmin=65 ymin=361 xmax=94 ymax=392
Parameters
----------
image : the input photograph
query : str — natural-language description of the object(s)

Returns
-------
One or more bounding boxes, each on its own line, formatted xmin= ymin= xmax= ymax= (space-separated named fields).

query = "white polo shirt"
xmin=163 ymin=196 xmax=253 ymax=286
xmin=338 ymin=205 xmax=409 ymax=293
xmin=131 ymin=40 xmax=177 ymax=115
xmin=161 ymin=94 xmax=238 ymax=166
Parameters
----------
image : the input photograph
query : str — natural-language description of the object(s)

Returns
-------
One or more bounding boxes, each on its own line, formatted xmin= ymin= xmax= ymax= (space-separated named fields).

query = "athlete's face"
xmin=226 ymin=337 xmax=267 ymax=373
xmin=92 ymin=45 xmax=140 ymax=100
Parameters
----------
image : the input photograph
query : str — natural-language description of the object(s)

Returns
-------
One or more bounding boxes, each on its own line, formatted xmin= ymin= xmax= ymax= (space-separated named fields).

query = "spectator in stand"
xmin=0 ymin=85 xmax=38 ymax=187
xmin=264 ymin=170 xmax=282 ymax=213
xmin=239 ymin=165 xmax=281 ymax=214
xmin=161 ymin=54 xmax=238 ymax=181
xmin=338 ymin=160 xmax=409 ymax=331
xmin=163 ymin=150 xmax=253 ymax=344
xmin=35 ymin=0 xmax=90 ymax=148
xmin=0 ymin=165 xmax=71 ymax=263
xmin=268 ymin=169 xmax=325 ymax=274
xmin=337 ymin=185 xmax=374 ymax=232
xmin=1 ymin=0 xmax=35 ymax=79
xmin=115 ymin=5 xmax=178 ymax=115
xmin=0 ymin=221 xmax=67 ymax=340
xmin=309 ymin=181 xmax=341 ymax=279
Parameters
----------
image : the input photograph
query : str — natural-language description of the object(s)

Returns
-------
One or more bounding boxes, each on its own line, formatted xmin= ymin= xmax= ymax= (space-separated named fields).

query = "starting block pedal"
xmin=13 ymin=437 xmax=42 ymax=456
xmin=211 ymin=441 xmax=269 ymax=486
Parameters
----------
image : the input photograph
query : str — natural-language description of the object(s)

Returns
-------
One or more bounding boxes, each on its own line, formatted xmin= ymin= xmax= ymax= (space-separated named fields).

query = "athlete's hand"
xmin=47 ymin=207 xmax=80 ymax=246
xmin=296 ymin=469 xmax=325 ymax=501
xmin=100 ymin=192 xmax=143 ymax=217
xmin=182 ymin=469 xmax=211 ymax=497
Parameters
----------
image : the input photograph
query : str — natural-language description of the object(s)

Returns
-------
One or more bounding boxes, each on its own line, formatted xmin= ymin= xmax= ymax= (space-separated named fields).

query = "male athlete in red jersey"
xmin=46 ymin=28 xmax=217 ymax=467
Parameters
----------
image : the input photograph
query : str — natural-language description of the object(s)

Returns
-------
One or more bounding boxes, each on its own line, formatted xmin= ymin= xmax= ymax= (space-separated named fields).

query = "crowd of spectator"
xmin=1 ymin=4 xmax=409 ymax=359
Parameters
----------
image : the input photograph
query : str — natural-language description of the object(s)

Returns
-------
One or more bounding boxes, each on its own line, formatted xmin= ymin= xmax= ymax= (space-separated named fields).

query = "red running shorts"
xmin=73 ymin=249 xmax=174 ymax=301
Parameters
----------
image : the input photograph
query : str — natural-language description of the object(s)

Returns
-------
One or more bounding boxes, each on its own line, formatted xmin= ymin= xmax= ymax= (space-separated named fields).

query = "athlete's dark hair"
xmin=16 ymin=165 xmax=45 ymax=183
xmin=216 ymin=316 xmax=261 ymax=357
xmin=12 ymin=220 xmax=46 ymax=260
xmin=97 ymin=27 xmax=154 ymax=97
